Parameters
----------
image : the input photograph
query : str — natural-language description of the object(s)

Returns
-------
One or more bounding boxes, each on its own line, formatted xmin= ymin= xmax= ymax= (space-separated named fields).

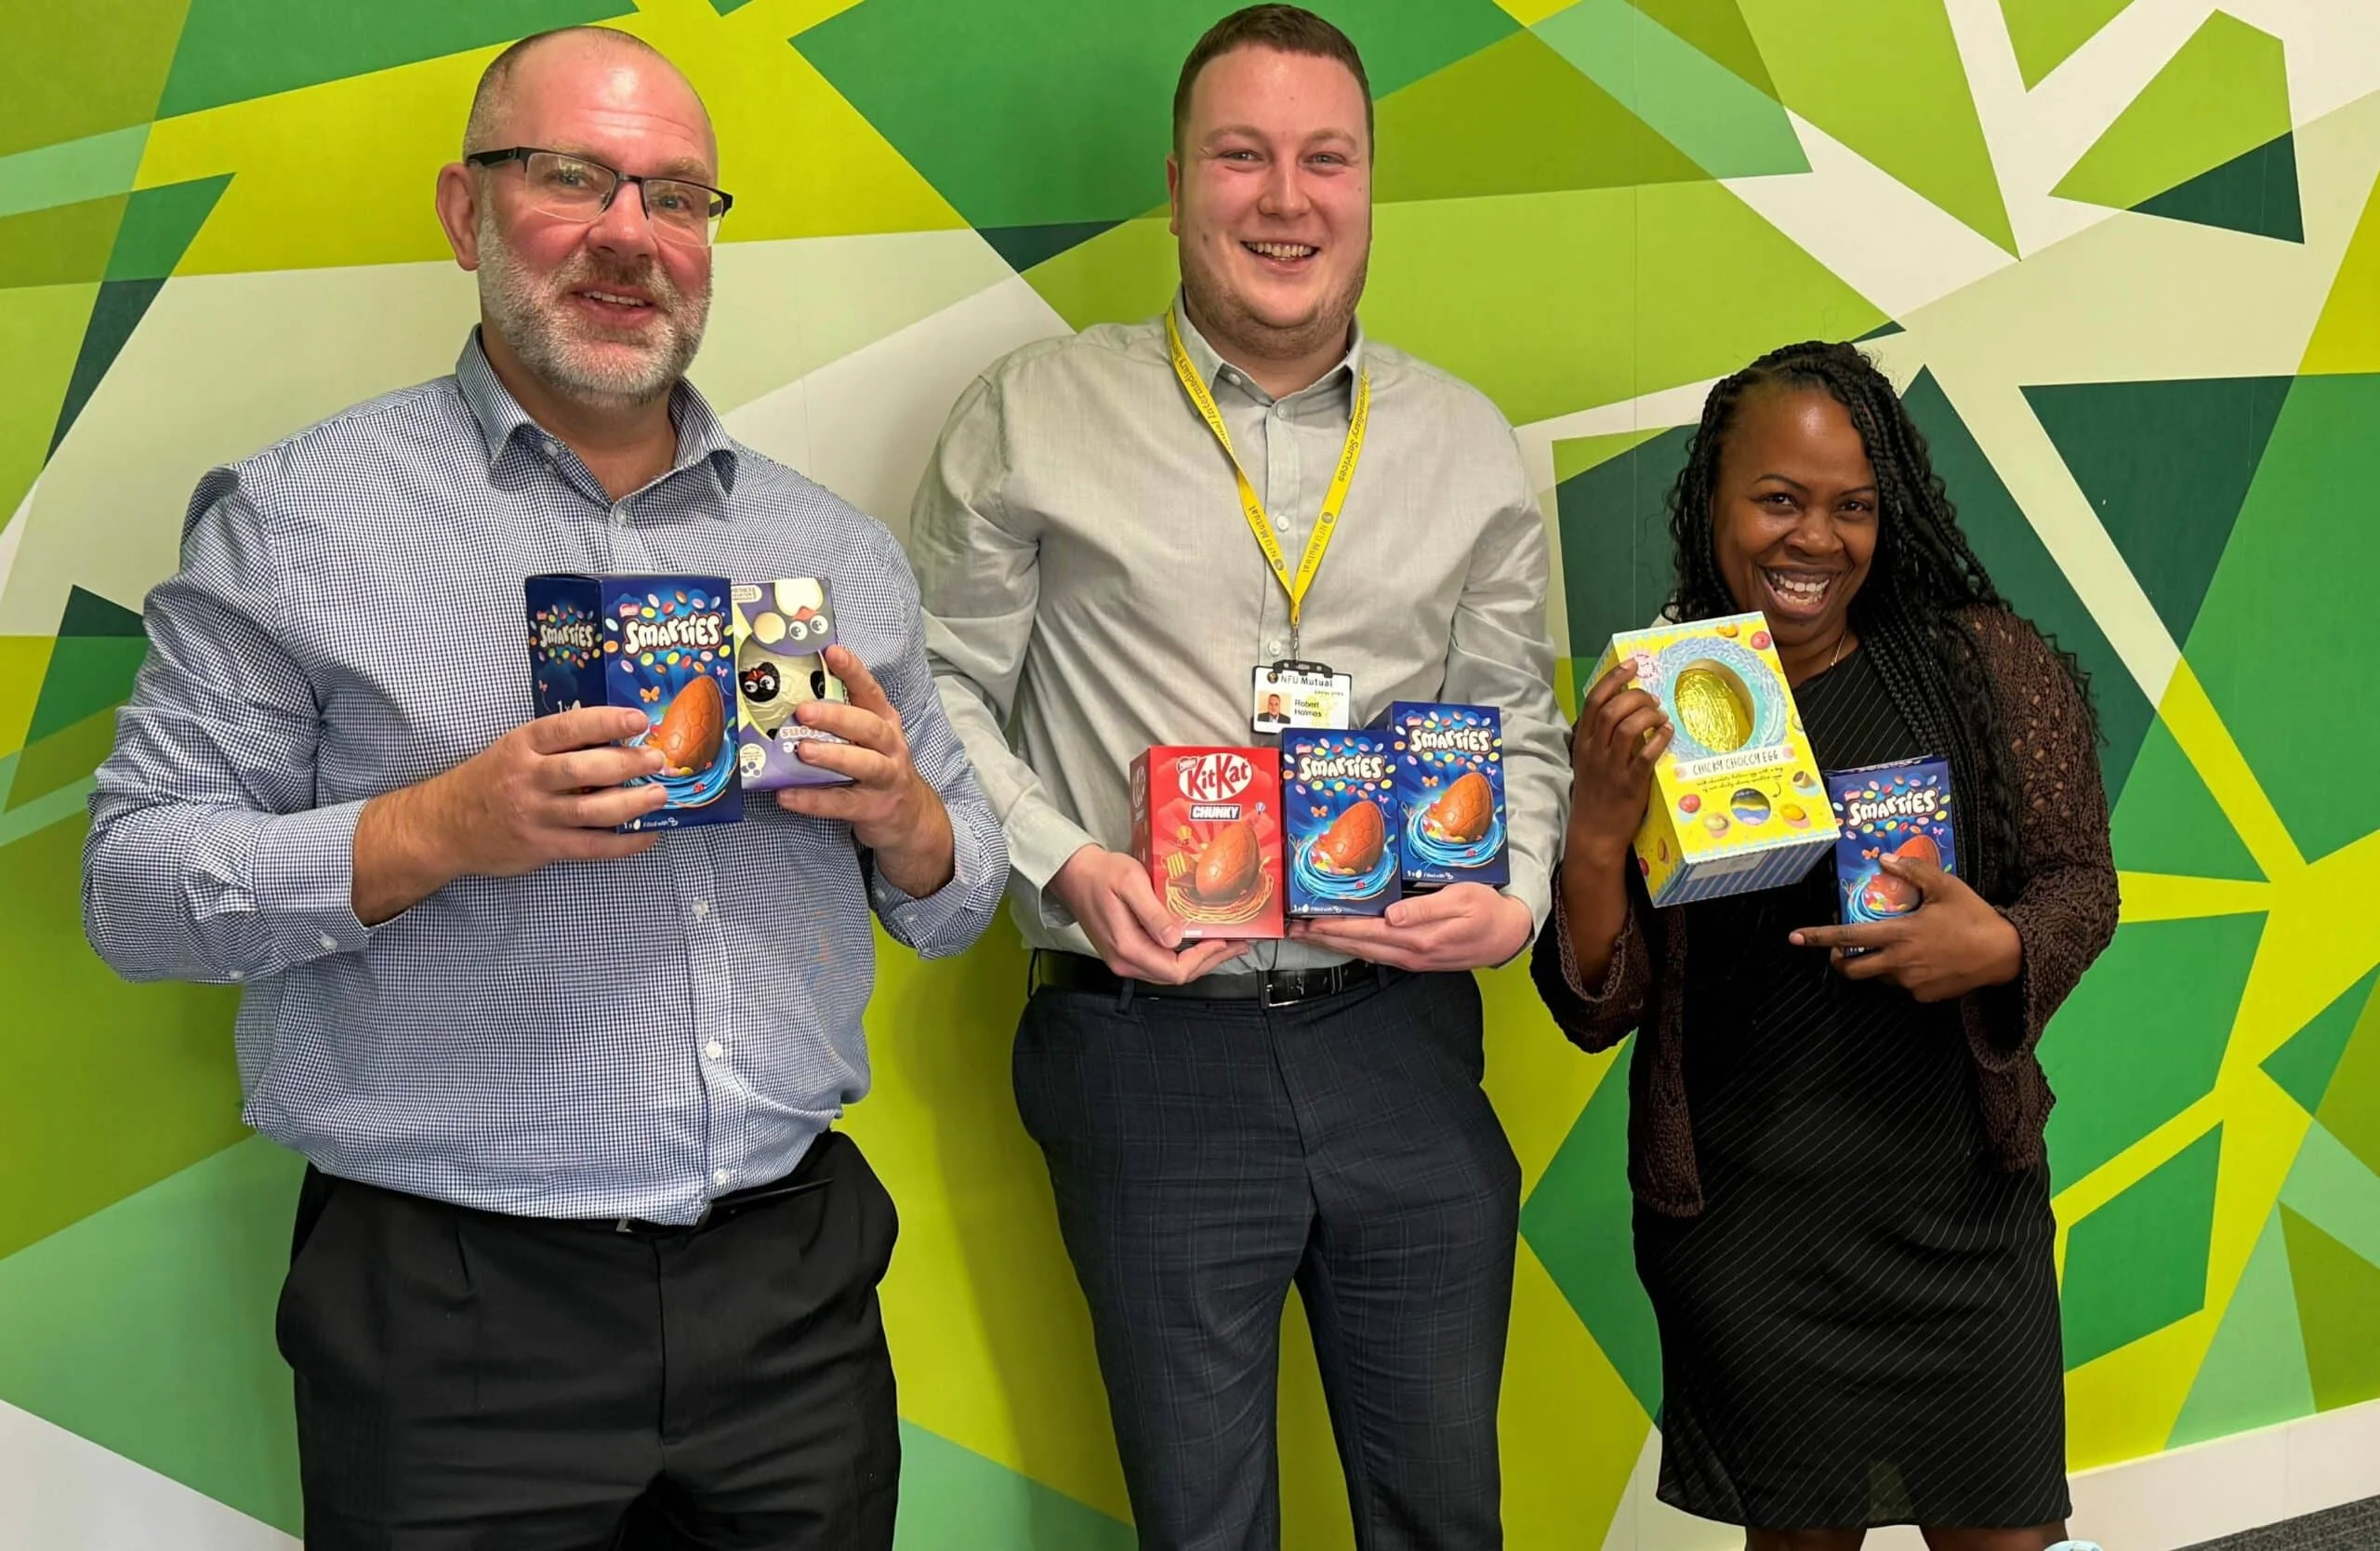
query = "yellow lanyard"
xmin=1165 ymin=308 xmax=1369 ymax=658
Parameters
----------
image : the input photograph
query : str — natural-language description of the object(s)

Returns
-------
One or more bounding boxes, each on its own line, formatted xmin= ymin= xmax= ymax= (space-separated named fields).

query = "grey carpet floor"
xmin=2181 ymin=1495 xmax=2380 ymax=1549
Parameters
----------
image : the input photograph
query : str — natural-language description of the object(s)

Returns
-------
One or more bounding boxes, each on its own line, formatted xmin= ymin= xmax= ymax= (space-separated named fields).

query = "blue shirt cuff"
xmin=250 ymin=799 xmax=377 ymax=965
xmin=870 ymin=808 xmax=1002 ymax=958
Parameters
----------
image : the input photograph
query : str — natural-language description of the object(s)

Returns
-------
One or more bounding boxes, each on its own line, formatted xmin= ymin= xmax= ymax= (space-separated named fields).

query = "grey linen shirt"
xmin=909 ymin=298 xmax=1567 ymax=973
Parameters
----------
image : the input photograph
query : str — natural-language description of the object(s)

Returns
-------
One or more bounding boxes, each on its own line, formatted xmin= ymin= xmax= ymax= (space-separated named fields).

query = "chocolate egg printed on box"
xmin=1827 ymin=756 xmax=1957 ymax=926
xmin=1280 ymin=729 xmax=1401 ymax=917
xmin=732 ymin=577 xmax=853 ymax=791
xmin=526 ymin=573 xmax=743 ymax=829
xmin=1590 ymin=612 xmax=1830 ymax=905
xmin=1369 ymin=702 xmax=1508 ymax=891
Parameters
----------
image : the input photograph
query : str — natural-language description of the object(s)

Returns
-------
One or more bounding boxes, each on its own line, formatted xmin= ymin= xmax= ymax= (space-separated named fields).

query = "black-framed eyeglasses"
xmin=466 ymin=147 xmax=734 ymax=247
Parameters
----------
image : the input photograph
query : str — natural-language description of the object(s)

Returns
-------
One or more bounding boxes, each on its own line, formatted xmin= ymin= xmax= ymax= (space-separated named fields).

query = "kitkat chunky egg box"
xmin=1280 ymin=729 xmax=1400 ymax=917
xmin=1130 ymin=747 xmax=1283 ymax=940
xmin=1827 ymin=757 xmax=1956 ymax=927
xmin=1371 ymin=703 xmax=1507 ymax=891
xmin=1593 ymin=612 xmax=1831 ymax=906
xmin=525 ymin=575 xmax=742 ymax=830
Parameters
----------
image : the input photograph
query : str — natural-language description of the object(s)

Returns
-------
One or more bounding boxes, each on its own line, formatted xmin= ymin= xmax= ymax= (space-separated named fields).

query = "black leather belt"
xmin=1030 ymin=949 xmax=1386 ymax=1009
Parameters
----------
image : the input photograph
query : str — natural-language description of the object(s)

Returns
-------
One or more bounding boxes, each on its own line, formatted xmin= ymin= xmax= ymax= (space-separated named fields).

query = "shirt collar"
xmin=1168 ymin=290 xmax=1365 ymax=407
xmin=455 ymin=329 xmax=741 ymax=497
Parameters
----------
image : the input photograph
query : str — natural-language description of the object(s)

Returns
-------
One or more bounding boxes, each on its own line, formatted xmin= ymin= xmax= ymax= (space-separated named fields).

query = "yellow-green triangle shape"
xmin=1738 ymin=0 xmax=2016 ymax=253
xmin=1554 ymin=428 xmax=1672 ymax=487
xmin=2053 ymin=12 xmax=2291 ymax=213
xmin=2000 ymin=0 xmax=2134 ymax=90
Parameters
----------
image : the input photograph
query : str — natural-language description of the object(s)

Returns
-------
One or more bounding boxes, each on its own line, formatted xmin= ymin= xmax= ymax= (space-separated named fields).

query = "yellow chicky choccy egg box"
xmin=1590 ymin=611 xmax=1834 ymax=907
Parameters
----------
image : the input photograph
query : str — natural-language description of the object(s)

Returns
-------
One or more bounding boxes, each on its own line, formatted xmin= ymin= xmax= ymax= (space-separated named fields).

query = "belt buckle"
xmin=1261 ymin=973 xmax=1303 ymax=1010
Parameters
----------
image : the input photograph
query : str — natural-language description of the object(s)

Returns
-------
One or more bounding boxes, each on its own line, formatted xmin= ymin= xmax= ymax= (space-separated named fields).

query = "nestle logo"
xmin=1174 ymin=751 xmax=1253 ymax=803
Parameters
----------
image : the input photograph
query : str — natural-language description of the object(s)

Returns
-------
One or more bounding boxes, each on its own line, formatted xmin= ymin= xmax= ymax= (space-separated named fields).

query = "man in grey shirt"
xmin=910 ymin=6 xmax=1567 ymax=1546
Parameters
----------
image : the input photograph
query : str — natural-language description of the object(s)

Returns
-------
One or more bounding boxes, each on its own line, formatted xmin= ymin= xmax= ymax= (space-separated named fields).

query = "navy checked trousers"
xmin=1016 ymin=966 xmax=1520 ymax=1551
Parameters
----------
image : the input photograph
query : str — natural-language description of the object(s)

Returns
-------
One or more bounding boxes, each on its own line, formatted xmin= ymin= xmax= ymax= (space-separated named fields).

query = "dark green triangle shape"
xmin=1554 ymin=423 xmax=1693 ymax=676
xmin=24 ymin=588 xmax=148 ymax=745
xmin=2133 ymin=130 xmax=2303 ymax=243
xmin=2280 ymin=1204 xmax=2380 ymax=1412
xmin=1629 ymin=0 xmax=1775 ymax=99
xmin=979 ymin=220 xmax=1122 ymax=275
xmin=2265 ymin=970 xmax=2380 ymax=1118
xmin=1855 ymin=319 xmax=1904 ymax=341
xmin=59 ymin=584 xmax=145 ymax=639
xmin=1901 ymin=369 xmax=2152 ymax=802
xmin=2062 ymin=1124 xmax=2222 ymax=1368
xmin=157 ymin=0 xmax=635 ymax=119
xmin=48 ymin=278 xmax=166 ymax=456
xmin=105 ymin=173 xmax=231 ymax=282
xmin=1520 ymin=1039 xmax=1663 ymax=1415
xmin=2023 ymin=375 xmax=2289 ymax=651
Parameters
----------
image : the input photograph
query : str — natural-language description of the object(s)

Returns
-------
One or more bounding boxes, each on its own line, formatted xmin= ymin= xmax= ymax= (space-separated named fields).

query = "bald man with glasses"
xmin=82 ymin=27 xmax=1006 ymax=1548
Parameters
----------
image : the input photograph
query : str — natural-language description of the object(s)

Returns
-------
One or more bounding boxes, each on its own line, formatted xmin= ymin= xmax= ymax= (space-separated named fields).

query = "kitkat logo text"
xmin=1174 ymin=751 xmax=1254 ymax=802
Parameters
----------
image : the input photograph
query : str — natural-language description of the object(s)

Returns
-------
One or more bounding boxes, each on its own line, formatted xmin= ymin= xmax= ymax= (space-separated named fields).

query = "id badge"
xmin=1251 ymin=661 xmax=1354 ymax=734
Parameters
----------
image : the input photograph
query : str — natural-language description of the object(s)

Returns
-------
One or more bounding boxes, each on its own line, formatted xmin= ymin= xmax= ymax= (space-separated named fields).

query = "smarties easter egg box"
xmin=525 ymin=575 xmax=742 ymax=830
xmin=1279 ymin=729 xmax=1401 ymax=917
xmin=1827 ymin=757 xmax=1956 ymax=926
xmin=1130 ymin=747 xmax=1284 ymax=940
xmin=731 ymin=577 xmax=853 ymax=792
xmin=1368 ymin=703 xmax=1507 ymax=891
xmin=1593 ymin=612 xmax=1830 ymax=907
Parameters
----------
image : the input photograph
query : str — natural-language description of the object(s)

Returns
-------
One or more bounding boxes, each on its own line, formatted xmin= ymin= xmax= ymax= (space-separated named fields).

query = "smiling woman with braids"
xmin=1535 ymin=342 xmax=2117 ymax=1551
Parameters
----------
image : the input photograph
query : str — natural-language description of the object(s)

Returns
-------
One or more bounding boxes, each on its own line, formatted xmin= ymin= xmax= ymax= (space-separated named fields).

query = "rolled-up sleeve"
xmin=83 ymin=471 xmax=375 ymax=985
xmin=860 ymin=528 xmax=1010 ymax=958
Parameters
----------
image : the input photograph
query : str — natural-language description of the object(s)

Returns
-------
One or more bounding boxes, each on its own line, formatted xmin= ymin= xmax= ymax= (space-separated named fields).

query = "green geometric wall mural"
xmin=2265 ymin=971 xmax=2380 ymax=1119
xmin=1519 ymin=1039 xmax=1663 ymax=1416
xmin=2054 ymin=11 xmax=2293 ymax=217
xmin=2281 ymin=1207 xmax=2380 ymax=1413
xmin=2135 ymin=131 xmax=2304 ymax=244
xmin=7 ymin=1 xmax=2380 ymax=1542
xmin=2065 ymin=1126 xmax=2224 ymax=1370
xmin=1901 ymin=368 xmax=2154 ymax=801
xmin=2168 ymin=1207 xmax=2311 ymax=1448
xmin=2023 ymin=376 xmax=2289 ymax=647
xmin=2043 ymin=914 xmax=2263 ymax=1188
xmin=1999 ymin=0 xmax=2133 ymax=90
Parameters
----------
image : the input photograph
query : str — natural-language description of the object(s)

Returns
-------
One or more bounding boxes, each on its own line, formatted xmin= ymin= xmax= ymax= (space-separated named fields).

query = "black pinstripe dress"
xmin=1636 ymin=648 xmax=2069 ymax=1531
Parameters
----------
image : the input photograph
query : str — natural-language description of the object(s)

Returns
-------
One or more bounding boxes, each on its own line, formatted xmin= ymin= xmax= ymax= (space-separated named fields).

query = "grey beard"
xmin=476 ymin=214 xmax=708 ymax=410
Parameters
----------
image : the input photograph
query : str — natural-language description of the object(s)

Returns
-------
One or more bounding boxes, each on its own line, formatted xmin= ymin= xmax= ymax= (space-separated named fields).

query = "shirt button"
xmin=713 ymin=1168 xmax=731 ymax=1186
xmin=705 ymin=1040 xmax=724 ymax=1061
xmin=317 ymin=933 xmax=339 ymax=951
xmin=1267 ymin=639 xmax=1284 ymax=656
xmin=613 ymin=508 xmax=629 ymax=526
xmin=691 ymin=899 xmax=709 ymax=919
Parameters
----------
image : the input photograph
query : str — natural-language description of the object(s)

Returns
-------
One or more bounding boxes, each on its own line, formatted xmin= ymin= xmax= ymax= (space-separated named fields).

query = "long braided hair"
xmin=1664 ymin=341 xmax=2095 ymax=901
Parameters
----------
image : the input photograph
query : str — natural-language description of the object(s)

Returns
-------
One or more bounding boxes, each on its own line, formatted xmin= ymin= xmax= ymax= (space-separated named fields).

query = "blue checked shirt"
xmin=84 ymin=335 xmax=1007 ymax=1224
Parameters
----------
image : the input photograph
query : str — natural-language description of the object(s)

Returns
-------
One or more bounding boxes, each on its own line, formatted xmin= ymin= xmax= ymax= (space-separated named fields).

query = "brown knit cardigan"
xmin=1531 ymin=606 xmax=2121 ymax=1218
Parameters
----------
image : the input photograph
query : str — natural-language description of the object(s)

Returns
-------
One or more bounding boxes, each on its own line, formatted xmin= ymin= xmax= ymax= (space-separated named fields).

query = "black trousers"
xmin=276 ymin=1131 xmax=900 ymax=1550
xmin=1015 ymin=967 xmax=1521 ymax=1551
